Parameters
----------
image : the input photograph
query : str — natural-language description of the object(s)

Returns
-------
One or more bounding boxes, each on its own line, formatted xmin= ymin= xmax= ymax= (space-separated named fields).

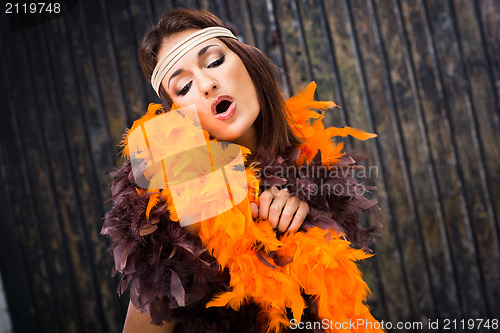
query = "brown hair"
xmin=138 ymin=8 xmax=302 ymax=160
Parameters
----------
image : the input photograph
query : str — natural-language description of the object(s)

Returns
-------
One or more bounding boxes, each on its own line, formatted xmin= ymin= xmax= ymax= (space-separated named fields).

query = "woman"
xmin=102 ymin=8 xmax=381 ymax=333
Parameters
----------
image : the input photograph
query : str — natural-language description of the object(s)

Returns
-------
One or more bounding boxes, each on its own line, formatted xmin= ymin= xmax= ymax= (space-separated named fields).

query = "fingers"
xmin=274 ymin=194 xmax=299 ymax=232
xmin=287 ymin=201 xmax=309 ymax=232
xmin=264 ymin=188 xmax=291 ymax=229
xmin=258 ymin=187 xmax=309 ymax=233
xmin=257 ymin=187 xmax=277 ymax=221
xmin=250 ymin=201 xmax=259 ymax=219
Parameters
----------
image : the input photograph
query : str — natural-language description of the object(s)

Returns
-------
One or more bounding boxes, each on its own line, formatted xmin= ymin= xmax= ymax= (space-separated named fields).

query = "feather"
xmin=325 ymin=126 xmax=377 ymax=141
xmin=145 ymin=190 xmax=160 ymax=220
xmin=170 ymin=269 xmax=186 ymax=307
xmin=102 ymin=81 xmax=383 ymax=332
xmin=206 ymin=291 xmax=235 ymax=308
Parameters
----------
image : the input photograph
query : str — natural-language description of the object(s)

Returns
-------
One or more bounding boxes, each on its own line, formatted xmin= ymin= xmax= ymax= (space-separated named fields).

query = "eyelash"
xmin=178 ymin=81 xmax=192 ymax=96
xmin=176 ymin=55 xmax=225 ymax=96
xmin=207 ymin=55 xmax=225 ymax=69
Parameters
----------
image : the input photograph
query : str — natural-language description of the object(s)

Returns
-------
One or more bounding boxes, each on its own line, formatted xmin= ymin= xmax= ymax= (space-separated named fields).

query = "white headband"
xmin=151 ymin=27 xmax=238 ymax=97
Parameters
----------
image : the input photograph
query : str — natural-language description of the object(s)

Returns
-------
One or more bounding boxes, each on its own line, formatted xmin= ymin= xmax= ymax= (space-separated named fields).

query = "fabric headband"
xmin=151 ymin=27 xmax=238 ymax=97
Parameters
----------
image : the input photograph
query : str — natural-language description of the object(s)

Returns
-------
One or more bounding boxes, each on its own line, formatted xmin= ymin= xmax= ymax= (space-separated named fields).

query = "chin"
xmin=217 ymin=126 xmax=249 ymax=142
xmin=219 ymin=133 xmax=243 ymax=143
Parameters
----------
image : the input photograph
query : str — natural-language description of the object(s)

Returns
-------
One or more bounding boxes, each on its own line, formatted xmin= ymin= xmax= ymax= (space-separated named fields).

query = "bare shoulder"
xmin=123 ymin=301 xmax=177 ymax=333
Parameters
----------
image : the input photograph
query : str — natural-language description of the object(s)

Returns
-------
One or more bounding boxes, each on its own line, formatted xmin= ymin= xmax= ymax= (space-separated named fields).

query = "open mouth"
xmin=212 ymin=95 xmax=236 ymax=120
xmin=216 ymin=100 xmax=232 ymax=114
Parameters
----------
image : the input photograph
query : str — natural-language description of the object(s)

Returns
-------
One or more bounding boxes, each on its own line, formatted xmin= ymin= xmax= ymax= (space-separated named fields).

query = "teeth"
xmin=216 ymin=100 xmax=231 ymax=114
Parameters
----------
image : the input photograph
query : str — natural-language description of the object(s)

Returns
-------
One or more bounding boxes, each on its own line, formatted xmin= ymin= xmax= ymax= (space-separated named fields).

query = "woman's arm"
xmin=123 ymin=301 xmax=177 ymax=333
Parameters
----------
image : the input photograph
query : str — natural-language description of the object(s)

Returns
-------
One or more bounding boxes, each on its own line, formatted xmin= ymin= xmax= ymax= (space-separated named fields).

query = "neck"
xmin=234 ymin=125 xmax=258 ymax=154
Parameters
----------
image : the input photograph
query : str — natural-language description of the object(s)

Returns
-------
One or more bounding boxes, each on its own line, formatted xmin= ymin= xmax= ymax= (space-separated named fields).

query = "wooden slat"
xmin=322 ymin=1 xmax=414 ymax=324
xmin=126 ymin=0 xmax=163 ymax=123
xmin=267 ymin=0 xmax=292 ymax=96
xmin=104 ymin=0 xmax=151 ymax=122
xmin=274 ymin=0 xmax=310 ymax=95
xmin=476 ymin=0 xmax=500 ymax=109
xmin=245 ymin=0 xmax=290 ymax=96
xmin=213 ymin=0 xmax=228 ymax=20
xmin=452 ymin=0 xmax=500 ymax=314
xmin=384 ymin=0 xmax=460 ymax=322
xmin=0 ymin=48 xmax=40 ymax=333
xmin=82 ymin=0 xmax=130 ymax=147
xmin=0 ymin=152 xmax=40 ymax=333
xmin=61 ymin=3 xmax=132 ymax=327
xmin=64 ymin=4 xmax=117 ymax=197
xmin=399 ymin=0 xmax=474 ymax=321
xmin=44 ymin=9 xmax=130 ymax=330
xmin=291 ymin=0 xmax=386 ymax=318
xmin=224 ymin=0 xmax=257 ymax=45
xmin=422 ymin=0 xmax=493 ymax=318
xmin=150 ymin=0 xmax=176 ymax=18
xmin=276 ymin=0 xmax=311 ymax=91
xmin=473 ymin=0 xmax=500 ymax=225
xmin=174 ymin=0 xmax=200 ymax=9
xmin=1 ymin=21 xmax=69 ymax=333
xmin=312 ymin=0 xmax=350 ymax=130
xmin=377 ymin=0 xmax=469 ymax=321
xmin=24 ymin=24 xmax=99 ymax=333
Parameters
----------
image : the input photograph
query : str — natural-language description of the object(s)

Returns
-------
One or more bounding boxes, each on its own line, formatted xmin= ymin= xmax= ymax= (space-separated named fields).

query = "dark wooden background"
xmin=1 ymin=0 xmax=499 ymax=332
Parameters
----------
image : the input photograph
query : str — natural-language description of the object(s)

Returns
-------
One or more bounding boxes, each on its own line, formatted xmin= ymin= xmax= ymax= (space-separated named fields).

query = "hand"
xmin=250 ymin=187 xmax=309 ymax=233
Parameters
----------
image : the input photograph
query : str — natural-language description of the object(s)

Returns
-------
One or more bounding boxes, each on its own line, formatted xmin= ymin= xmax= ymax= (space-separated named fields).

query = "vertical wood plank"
xmin=423 ymin=0 xmax=492 ymax=318
xmin=476 ymin=0 xmax=500 ymax=110
xmin=23 ymin=24 xmax=98 ymax=333
xmin=400 ymin=0 xmax=472 ymax=320
xmin=376 ymin=0 xmax=464 ymax=320
xmin=82 ymin=0 xmax=130 ymax=148
xmin=224 ymin=0 xmax=256 ymax=46
xmin=452 ymin=0 xmax=500 ymax=315
xmin=0 ymin=47 xmax=41 ymax=333
xmin=0 ymin=154 xmax=40 ymax=332
xmin=104 ymin=0 xmax=150 ymax=122
xmin=174 ymin=0 xmax=200 ymax=9
xmin=347 ymin=0 xmax=438 ymax=324
xmin=472 ymin=0 xmax=500 ymax=229
xmin=126 ymin=0 xmax=161 ymax=107
xmin=245 ymin=0 xmax=290 ymax=95
xmin=150 ymin=0 xmax=177 ymax=18
xmin=274 ymin=0 xmax=311 ymax=95
xmin=322 ymin=0 xmax=415 ymax=324
xmin=62 ymin=3 xmax=133 ymax=326
xmin=312 ymin=0 xmax=351 ymax=129
xmin=399 ymin=0 xmax=493 ymax=319
xmin=63 ymin=5 xmax=117 ymax=198
xmin=0 ymin=20 xmax=68 ymax=333
xmin=45 ymin=9 xmax=129 ymax=331
xmin=293 ymin=0 xmax=386 ymax=319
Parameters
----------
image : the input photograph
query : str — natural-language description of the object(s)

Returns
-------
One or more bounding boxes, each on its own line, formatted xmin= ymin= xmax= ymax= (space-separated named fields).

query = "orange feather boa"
xmin=122 ymin=82 xmax=383 ymax=332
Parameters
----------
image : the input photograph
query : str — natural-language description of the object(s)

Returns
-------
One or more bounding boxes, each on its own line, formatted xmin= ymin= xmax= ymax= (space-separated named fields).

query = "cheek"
xmin=170 ymin=94 xmax=201 ymax=111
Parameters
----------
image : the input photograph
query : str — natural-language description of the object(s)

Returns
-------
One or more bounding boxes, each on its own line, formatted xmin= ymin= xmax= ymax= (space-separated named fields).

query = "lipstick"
xmin=212 ymin=95 xmax=236 ymax=120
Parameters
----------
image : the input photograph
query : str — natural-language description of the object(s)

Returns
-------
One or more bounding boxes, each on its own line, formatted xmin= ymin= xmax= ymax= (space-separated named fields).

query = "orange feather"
xmin=127 ymin=82 xmax=382 ymax=332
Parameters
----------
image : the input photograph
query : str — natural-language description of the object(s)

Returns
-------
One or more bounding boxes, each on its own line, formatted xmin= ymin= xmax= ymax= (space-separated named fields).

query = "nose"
xmin=199 ymin=73 xmax=219 ymax=97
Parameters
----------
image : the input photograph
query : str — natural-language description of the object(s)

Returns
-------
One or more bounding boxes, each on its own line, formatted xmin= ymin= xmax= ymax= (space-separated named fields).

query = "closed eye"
xmin=207 ymin=55 xmax=225 ymax=69
xmin=177 ymin=80 xmax=192 ymax=96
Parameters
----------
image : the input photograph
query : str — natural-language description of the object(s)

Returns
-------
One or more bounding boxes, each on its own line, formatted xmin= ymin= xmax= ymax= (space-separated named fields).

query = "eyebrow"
xmin=167 ymin=44 xmax=220 ymax=89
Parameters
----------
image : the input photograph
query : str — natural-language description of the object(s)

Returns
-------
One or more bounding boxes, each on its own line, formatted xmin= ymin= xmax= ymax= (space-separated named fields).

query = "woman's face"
xmin=158 ymin=29 xmax=260 ymax=150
